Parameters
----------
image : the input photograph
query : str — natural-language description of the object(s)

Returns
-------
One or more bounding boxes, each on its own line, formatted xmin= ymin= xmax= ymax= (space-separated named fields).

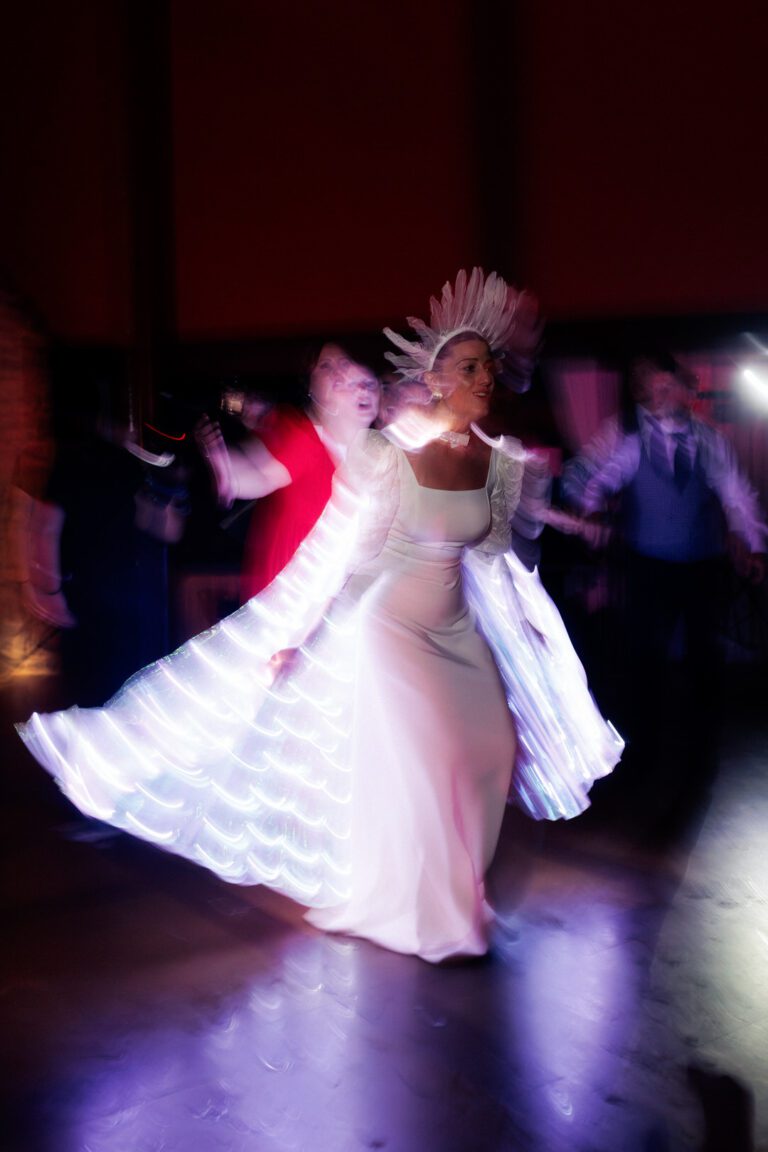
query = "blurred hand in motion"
xmin=728 ymin=532 xmax=766 ymax=584
xmin=543 ymin=508 xmax=612 ymax=550
xmin=579 ymin=517 xmax=613 ymax=551
xmin=195 ymin=415 xmax=236 ymax=508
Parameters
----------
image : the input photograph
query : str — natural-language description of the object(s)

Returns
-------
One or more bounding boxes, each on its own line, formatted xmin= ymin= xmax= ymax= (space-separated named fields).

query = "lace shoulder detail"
xmin=344 ymin=428 xmax=398 ymax=482
xmin=472 ymin=438 xmax=526 ymax=557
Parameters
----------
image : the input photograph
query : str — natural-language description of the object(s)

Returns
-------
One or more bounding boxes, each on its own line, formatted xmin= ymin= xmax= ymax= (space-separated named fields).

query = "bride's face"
xmin=428 ymin=338 xmax=496 ymax=425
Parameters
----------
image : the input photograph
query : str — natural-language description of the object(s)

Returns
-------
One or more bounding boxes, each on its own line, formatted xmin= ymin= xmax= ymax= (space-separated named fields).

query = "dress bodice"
xmin=386 ymin=451 xmax=492 ymax=555
xmin=347 ymin=447 xmax=495 ymax=630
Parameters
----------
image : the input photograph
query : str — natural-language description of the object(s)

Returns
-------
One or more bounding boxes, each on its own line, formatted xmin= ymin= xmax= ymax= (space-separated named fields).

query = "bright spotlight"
xmin=740 ymin=366 xmax=768 ymax=411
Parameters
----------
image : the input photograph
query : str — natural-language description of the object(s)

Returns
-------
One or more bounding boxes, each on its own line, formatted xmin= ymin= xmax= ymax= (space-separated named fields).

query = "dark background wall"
xmin=512 ymin=1 xmax=768 ymax=320
xmin=2 ymin=0 xmax=768 ymax=675
xmin=0 ymin=1 xmax=132 ymax=342
xmin=3 ymin=0 xmax=768 ymax=350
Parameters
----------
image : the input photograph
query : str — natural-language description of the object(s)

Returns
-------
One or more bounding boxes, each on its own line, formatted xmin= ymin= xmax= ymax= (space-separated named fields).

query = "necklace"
xmin=437 ymin=429 xmax=470 ymax=449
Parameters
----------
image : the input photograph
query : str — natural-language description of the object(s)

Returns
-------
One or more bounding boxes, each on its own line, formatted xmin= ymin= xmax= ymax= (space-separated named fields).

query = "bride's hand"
xmin=268 ymin=648 xmax=300 ymax=678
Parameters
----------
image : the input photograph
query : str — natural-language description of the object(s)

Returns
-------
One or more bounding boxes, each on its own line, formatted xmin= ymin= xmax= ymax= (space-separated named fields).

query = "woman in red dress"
xmin=198 ymin=342 xmax=380 ymax=599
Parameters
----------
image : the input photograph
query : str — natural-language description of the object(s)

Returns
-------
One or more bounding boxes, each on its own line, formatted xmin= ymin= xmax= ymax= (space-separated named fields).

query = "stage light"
xmin=741 ymin=366 xmax=768 ymax=410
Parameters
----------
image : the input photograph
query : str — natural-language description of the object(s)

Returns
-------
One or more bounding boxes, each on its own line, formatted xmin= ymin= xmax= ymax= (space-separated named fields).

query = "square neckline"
xmin=401 ymin=449 xmax=493 ymax=493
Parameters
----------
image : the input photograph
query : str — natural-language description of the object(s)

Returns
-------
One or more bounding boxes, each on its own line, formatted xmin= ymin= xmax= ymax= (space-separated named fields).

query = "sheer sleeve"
xmin=462 ymin=431 xmax=623 ymax=819
xmin=462 ymin=546 xmax=624 ymax=819
xmin=470 ymin=437 xmax=526 ymax=558
xmin=340 ymin=429 xmax=401 ymax=569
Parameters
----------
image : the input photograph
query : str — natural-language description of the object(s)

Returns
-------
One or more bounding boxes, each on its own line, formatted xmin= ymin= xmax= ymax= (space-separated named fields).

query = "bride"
xmin=17 ymin=269 xmax=622 ymax=963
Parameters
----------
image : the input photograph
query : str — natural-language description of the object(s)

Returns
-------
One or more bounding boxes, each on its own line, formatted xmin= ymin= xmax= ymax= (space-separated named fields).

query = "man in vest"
xmin=562 ymin=352 xmax=766 ymax=844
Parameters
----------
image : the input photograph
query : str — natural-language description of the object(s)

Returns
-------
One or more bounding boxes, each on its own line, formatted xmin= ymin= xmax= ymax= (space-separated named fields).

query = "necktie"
xmin=672 ymin=430 xmax=694 ymax=489
xmin=644 ymin=416 xmax=671 ymax=477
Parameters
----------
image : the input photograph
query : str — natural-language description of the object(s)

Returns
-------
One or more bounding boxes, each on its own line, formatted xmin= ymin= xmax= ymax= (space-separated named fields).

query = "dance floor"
xmin=2 ymin=670 xmax=766 ymax=1152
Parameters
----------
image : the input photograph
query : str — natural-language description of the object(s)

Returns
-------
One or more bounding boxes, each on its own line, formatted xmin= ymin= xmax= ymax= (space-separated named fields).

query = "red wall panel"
xmin=3 ymin=1 xmax=768 ymax=341
xmin=170 ymin=0 xmax=481 ymax=337
xmin=0 ymin=1 xmax=132 ymax=341
xmin=512 ymin=0 xmax=768 ymax=319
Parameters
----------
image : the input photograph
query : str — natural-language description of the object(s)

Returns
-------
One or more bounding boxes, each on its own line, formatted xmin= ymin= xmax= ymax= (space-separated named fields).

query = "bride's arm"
xmin=470 ymin=440 xmax=526 ymax=558
xmin=339 ymin=429 xmax=401 ymax=568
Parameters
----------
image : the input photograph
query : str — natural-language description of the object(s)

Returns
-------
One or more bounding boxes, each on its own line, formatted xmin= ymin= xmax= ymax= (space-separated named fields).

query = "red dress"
xmin=241 ymin=406 xmax=336 ymax=601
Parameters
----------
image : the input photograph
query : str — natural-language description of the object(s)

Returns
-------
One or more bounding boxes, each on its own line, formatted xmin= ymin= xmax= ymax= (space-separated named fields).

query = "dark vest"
xmin=622 ymin=439 xmax=725 ymax=562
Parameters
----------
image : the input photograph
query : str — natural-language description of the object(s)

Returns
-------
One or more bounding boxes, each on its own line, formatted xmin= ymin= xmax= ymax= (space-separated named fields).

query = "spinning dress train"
xmin=17 ymin=429 xmax=623 ymax=963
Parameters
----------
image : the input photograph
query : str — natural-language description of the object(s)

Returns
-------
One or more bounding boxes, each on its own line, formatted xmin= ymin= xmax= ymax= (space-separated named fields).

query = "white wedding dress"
xmin=17 ymin=429 xmax=622 ymax=962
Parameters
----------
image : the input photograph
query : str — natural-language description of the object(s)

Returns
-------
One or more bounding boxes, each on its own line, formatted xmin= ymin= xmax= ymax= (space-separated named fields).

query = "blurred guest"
xmin=196 ymin=342 xmax=380 ymax=600
xmin=375 ymin=372 xmax=431 ymax=428
xmin=562 ymin=352 xmax=767 ymax=840
xmin=23 ymin=389 xmax=189 ymax=705
xmin=1 ymin=284 xmax=56 ymax=679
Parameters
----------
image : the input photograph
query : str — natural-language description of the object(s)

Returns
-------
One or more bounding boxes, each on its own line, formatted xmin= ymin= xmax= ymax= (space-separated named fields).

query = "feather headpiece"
xmin=383 ymin=268 xmax=541 ymax=389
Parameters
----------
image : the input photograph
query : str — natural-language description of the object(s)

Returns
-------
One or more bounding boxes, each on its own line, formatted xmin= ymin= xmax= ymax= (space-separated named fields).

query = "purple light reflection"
xmin=511 ymin=895 xmax=641 ymax=1146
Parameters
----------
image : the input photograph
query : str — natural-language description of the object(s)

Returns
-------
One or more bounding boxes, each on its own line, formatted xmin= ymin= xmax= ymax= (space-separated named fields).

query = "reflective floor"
xmin=2 ymin=671 xmax=766 ymax=1151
